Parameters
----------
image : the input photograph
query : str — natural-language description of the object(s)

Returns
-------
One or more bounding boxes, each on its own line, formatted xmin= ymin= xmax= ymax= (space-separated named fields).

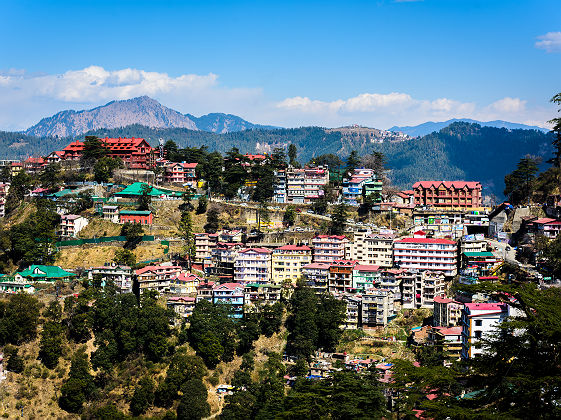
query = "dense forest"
xmin=0 ymin=122 xmax=552 ymax=197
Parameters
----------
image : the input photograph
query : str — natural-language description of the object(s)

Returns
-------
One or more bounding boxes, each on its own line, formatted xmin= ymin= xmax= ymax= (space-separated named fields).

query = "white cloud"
xmin=535 ymin=32 xmax=561 ymax=53
xmin=0 ymin=65 xmax=552 ymax=131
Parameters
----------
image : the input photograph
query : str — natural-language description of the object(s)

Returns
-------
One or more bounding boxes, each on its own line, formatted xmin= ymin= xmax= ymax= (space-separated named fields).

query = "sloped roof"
xmin=116 ymin=182 xmax=169 ymax=196
xmin=18 ymin=265 xmax=75 ymax=279
xmin=275 ymin=245 xmax=312 ymax=251
xmin=396 ymin=238 xmax=456 ymax=245
xmin=413 ymin=181 xmax=481 ymax=189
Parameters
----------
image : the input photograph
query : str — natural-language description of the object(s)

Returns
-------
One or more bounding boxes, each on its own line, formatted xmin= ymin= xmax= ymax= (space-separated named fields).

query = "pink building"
xmin=312 ymin=235 xmax=349 ymax=264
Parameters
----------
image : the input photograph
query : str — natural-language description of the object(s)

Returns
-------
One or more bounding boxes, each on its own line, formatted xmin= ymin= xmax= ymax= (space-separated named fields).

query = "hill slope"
xmin=389 ymin=118 xmax=548 ymax=137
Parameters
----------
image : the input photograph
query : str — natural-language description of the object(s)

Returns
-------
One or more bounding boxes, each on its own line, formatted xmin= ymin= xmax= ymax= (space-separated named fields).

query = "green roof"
xmin=463 ymin=252 xmax=495 ymax=257
xmin=51 ymin=189 xmax=76 ymax=198
xmin=120 ymin=210 xmax=152 ymax=215
xmin=245 ymin=283 xmax=281 ymax=289
xmin=17 ymin=265 xmax=76 ymax=280
xmin=115 ymin=182 xmax=169 ymax=197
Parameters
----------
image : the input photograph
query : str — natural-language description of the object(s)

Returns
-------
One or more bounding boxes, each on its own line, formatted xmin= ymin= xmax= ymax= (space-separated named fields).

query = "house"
xmin=163 ymin=162 xmax=198 ymax=187
xmin=345 ymin=229 xmax=372 ymax=263
xmin=362 ymin=289 xmax=396 ymax=327
xmin=312 ymin=235 xmax=349 ymax=264
xmin=114 ymin=182 xmax=176 ymax=200
xmin=271 ymin=245 xmax=312 ymax=285
xmin=45 ymin=151 xmax=64 ymax=164
xmin=61 ymin=137 xmax=154 ymax=169
xmin=87 ymin=264 xmax=133 ymax=293
xmin=342 ymin=168 xmax=378 ymax=205
xmin=102 ymin=205 xmax=119 ymax=223
xmin=393 ymin=237 xmax=458 ymax=276
xmin=23 ymin=157 xmax=46 ymax=174
xmin=301 ymin=262 xmax=330 ymax=294
xmin=0 ymin=183 xmax=9 ymax=217
xmin=340 ymin=294 xmax=362 ymax=329
xmin=352 ymin=264 xmax=381 ymax=292
xmin=59 ymin=214 xmax=89 ymax=238
xmin=274 ymin=166 xmax=329 ymax=204
xmin=196 ymin=281 xmax=215 ymax=302
xmin=167 ymin=296 xmax=196 ymax=323
xmin=328 ymin=260 xmax=359 ymax=294
xmin=461 ymin=252 xmax=498 ymax=275
xmin=0 ymin=275 xmax=35 ymax=294
xmin=428 ymin=326 xmax=463 ymax=362
xmin=379 ymin=268 xmax=405 ymax=302
xmin=365 ymin=233 xmax=394 ymax=268
xmin=15 ymin=265 xmax=76 ymax=282
xmin=213 ymin=283 xmax=245 ymax=318
xmin=135 ymin=264 xmax=182 ymax=294
xmin=169 ymin=272 xmax=202 ymax=295
xmin=433 ymin=296 xmax=462 ymax=327
xmin=234 ymin=248 xmax=273 ymax=284
xmin=119 ymin=210 xmax=153 ymax=225
xmin=194 ymin=233 xmax=219 ymax=265
xmin=210 ymin=242 xmax=243 ymax=281
xmin=461 ymin=302 xmax=509 ymax=360
xmin=412 ymin=181 xmax=483 ymax=209
xmin=401 ymin=270 xmax=448 ymax=309
xmin=243 ymin=283 xmax=281 ymax=305
xmin=527 ymin=217 xmax=561 ymax=239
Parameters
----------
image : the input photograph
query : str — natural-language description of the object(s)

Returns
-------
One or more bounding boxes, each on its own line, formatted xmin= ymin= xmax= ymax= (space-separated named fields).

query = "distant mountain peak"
xmin=24 ymin=96 xmax=275 ymax=137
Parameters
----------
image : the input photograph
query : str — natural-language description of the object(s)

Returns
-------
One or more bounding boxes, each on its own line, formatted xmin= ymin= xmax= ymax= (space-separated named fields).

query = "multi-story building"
xmin=433 ymin=296 xmax=463 ymax=327
xmin=528 ymin=217 xmax=561 ymax=239
xmin=365 ymin=233 xmax=394 ymax=267
xmin=312 ymin=235 xmax=348 ymax=264
xmin=234 ymin=248 xmax=273 ymax=284
xmin=393 ymin=237 xmax=458 ymax=276
xmin=87 ymin=264 xmax=133 ymax=293
xmin=352 ymin=264 xmax=380 ymax=292
xmin=341 ymin=294 xmax=362 ymax=329
xmin=412 ymin=181 xmax=482 ymax=209
xmin=167 ymin=296 xmax=196 ymax=324
xmin=210 ymin=243 xmax=243 ymax=281
xmin=461 ymin=302 xmax=509 ymax=360
xmin=345 ymin=229 xmax=372 ymax=263
xmin=135 ymin=264 xmax=182 ymax=295
xmin=163 ymin=162 xmax=198 ymax=187
xmin=194 ymin=233 xmax=219 ymax=265
xmin=328 ymin=260 xmax=358 ymax=294
xmin=302 ymin=262 xmax=330 ymax=294
xmin=271 ymin=245 xmax=312 ymax=285
xmin=243 ymin=283 xmax=282 ymax=306
xmin=169 ymin=272 xmax=202 ymax=295
xmin=401 ymin=270 xmax=448 ymax=309
xmin=0 ymin=183 xmax=9 ymax=217
xmin=23 ymin=157 xmax=46 ymax=174
xmin=342 ymin=168 xmax=380 ymax=205
xmin=102 ymin=205 xmax=119 ymax=223
xmin=59 ymin=214 xmax=89 ymax=238
xmin=213 ymin=283 xmax=245 ymax=318
xmin=274 ymin=166 xmax=329 ymax=204
xmin=196 ymin=281 xmax=215 ymax=302
xmin=428 ymin=326 xmax=463 ymax=362
xmin=119 ymin=210 xmax=153 ymax=225
xmin=59 ymin=137 xmax=155 ymax=169
xmin=362 ymin=289 xmax=396 ymax=327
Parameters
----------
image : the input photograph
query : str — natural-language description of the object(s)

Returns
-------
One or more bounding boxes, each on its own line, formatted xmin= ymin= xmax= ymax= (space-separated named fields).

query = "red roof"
xmin=215 ymin=282 xmax=244 ymax=290
xmin=433 ymin=296 xmax=455 ymax=304
xmin=531 ymin=218 xmax=558 ymax=225
xmin=354 ymin=264 xmax=380 ymax=272
xmin=275 ymin=245 xmax=311 ymax=251
xmin=173 ymin=272 xmax=202 ymax=282
xmin=413 ymin=181 xmax=482 ymax=189
xmin=239 ymin=247 xmax=273 ymax=254
xmin=302 ymin=263 xmax=330 ymax=269
xmin=437 ymin=326 xmax=462 ymax=336
xmin=396 ymin=238 xmax=456 ymax=245
xmin=465 ymin=302 xmax=506 ymax=311
xmin=314 ymin=235 xmax=347 ymax=240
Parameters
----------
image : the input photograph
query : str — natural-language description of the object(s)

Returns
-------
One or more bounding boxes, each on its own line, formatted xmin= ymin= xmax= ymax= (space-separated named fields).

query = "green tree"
xmin=271 ymin=147 xmax=287 ymax=169
xmin=93 ymin=157 xmax=123 ymax=183
xmin=288 ymin=144 xmax=300 ymax=167
xmin=0 ymin=165 xmax=11 ymax=183
xmin=196 ymin=195 xmax=208 ymax=214
xmin=0 ymin=294 xmax=41 ymax=345
xmin=59 ymin=348 xmax=96 ymax=413
xmin=204 ymin=206 xmax=220 ymax=233
xmin=4 ymin=170 xmax=31 ymax=215
xmin=39 ymin=163 xmax=62 ymax=189
xmin=361 ymin=151 xmax=386 ymax=177
xmin=138 ymin=183 xmax=152 ymax=210
xmin=345 ymin=150 xmax=360 ymax=176
xmin=548 ymin=92 xmax=561 ymax=168
xmin=81 ymin=136 xmax=107 ymax=168
xmin=283 ymin=205 xmax=296 ymax=227
xmin=311 ymin=196 xmax=329 ymax=215
xmin=176 ymin=379 xmax=210 ymax=420
xmin=316 ymin=293 xmax=346 ymax=351
xmin=251 ymin=164 xmax=276 ymax=203
xmin=504 ymin=155 xmax=540 ymax=205
xmin=113 ymin=248 xmax=136 ymax=267
xmin=39 ymin=320 xmax=64 ymax=369
xmin=330 ymin=203 xmax=348 ymax=235
xmin=71 ymin=190 xmax=94 ymax=213
xmin=120 ymin=222 xmax=144 ymax=250
xmin=260 ymin=301 xmax=284 ymax=337
xmin=286 ymin=283 xmax=318 ymax=359
xmin=155 ymin=353 xmax=207 ymax=408
xmin=178 ymin=209 xmax=195 ymax=267
xmin=164 ymin=140 xmax=179 ymax=161
xmin=130 ymin=376 xmax=155 ymax=416
xmin=203 ymin=151 xmax=224 ymax=197
xmin=5 ymin=347 xmax=24 ymax=373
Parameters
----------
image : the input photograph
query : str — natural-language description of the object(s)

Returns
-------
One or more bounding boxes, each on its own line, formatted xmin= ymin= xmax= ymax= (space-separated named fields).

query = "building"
xmin=352 ymin=264 xmax=380 ymax=292
xmin=59 ymin=137 xmax=154 ymax=169
xmin=379 ymin=268 xmax=404 ymax=301
xmin=169 ymin=272 xmax=202 ymax=295
xmin=234 ymin=248 xmax=273 ymax=284
xmin=196 ymin=281 xmax=215 ymax=302
xmin=0 ymin=183 xmax=9 ymax=217
xmin=135 ymin=264 xmax=182 ymax=294
xmin=194 ymin=233 xmax=219 ymax=265
xmin=365 ymin=233 xmax=394 ymax=267
xmin=341 ymin=294 xmax=362 ymax=329
xmin=461 ymin=302 xmax=509 ymax=360
xmin=15 ymin=265 xmax=76 ymax=282
xmin=393 ymin=237 xmax=458 ymax=276
xmin=213 ymin=283 xmax=245 ymax=318
xmin=488 ymin=203 xmax=513 ymax=242
xmin=302 ymin=262 xmax=330 ymax=294
xmin=407 ymin=271 xmax=448 ymax=309
xmin=243 ymin=283 xmax=282 ymax=306
xmin=59 ymin=214 xmax=89 ymax=238
xmin=211 ymin=243 xmax=243 ymax=281
xmin=461 ymin=252 xmax=498 ymax=276
xmin=362 ymin=289 xmax=396 ymax=327
xmin=274 ymin=166 xmax=329 ymax=204
xmin=87 ymin=264 xmax=133 ymax=293
xmin=428 ymin=326 xmax=463 ymax=362
xmin=312 ymin=235 xmax=348 ymax=264
xmin=433 ymin=296 xmax=463 ymax=327
xmin=23 ymin=157 xmax=46 ymax=174
xmin=102 ymin=205 xmax=119 ymax=223
xmin=271 ymin=245 xmax=312 ymax=285
xmin=345 ymin=229 xmax=372 ymax=263
xmin=328 ymin=260 xmax=359 ymax=294
xmin=167 ymin=296 xmax=196 ymax=324
xmin=342 ymin=168 xmax=377 ymax=205
xmin=527 ymin=217 xmax=561 ymax=239
xmin=413 ymin=209 xmax=489 ymax=239
xmin=163 ymin=162 xmax=198 ymax=187
xmin=412 ymin=181 xmax=482 ymax=209
xmin=460 ymin=235 xmax=488 ymax=254
xmin=119 ymin=210 xmax=153 ymax=225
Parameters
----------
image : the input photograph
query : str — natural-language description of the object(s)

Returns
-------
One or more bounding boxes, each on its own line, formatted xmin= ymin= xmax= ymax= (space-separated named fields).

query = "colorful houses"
xmin=271 ymin=245 xmax=312 ymax=285
xmin=163 ymin=162 xmax=198 ymax=187
xmin=213 ymin=283 xmax=245 ymax=318
xmin=135 ymin=264 xmax=182 ymax=294
xmin=302 ymin=262 xmax=330 ymax=294
xmin=328 ymin=260 xmax=358 ymax=294
xmin=413 ymin=181 xmax=482 ymax=209
xmin=87 ymin=264 xmax=133 ymax=294
xmin=342 ymin=168 xmax=382 ymax=205
xmin=15 ymin=265 xmax=76 ymax=282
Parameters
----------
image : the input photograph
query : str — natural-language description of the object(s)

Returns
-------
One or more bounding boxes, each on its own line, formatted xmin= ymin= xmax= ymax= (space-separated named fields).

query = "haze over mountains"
xmin=24 ymin=96 xmax=275 ymax=138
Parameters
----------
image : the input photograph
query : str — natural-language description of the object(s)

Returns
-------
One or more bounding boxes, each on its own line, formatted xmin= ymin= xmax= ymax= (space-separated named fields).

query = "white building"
xmin=461 ymin=302 xmax=509 ymax=359
xmin=59 ymin=214 xmax=89 ymax=238
xmin=88 ymin=264 xmax=133 ymax=294
xmin=135 ymin=264 xmax=182 ymax=295
xmin=312 ymin=235 xmax=349 ymax=264
xmin=345 ymin=229 xmax=372 ymax=263
xmin=393 ymin=237 xmax=457 ymax=276
xmin=401 ymin=270 xmax=448 ymax=309
xmin=0 ymin=183 xmax=9 ymax=217
xmin=365 ymin=233 xmax=394 ymax=268
xmin=362 ymin=289 xmax=396 ymax=327
xmin=102 ymin=205 xmax=119 ymax=223
xmin=234 ymin=248 xmax=273 ymax=284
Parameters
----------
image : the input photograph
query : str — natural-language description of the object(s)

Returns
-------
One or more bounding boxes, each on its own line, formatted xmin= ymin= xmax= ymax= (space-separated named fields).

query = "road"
xmin=488 ymin=239 xmax=542 ymax=278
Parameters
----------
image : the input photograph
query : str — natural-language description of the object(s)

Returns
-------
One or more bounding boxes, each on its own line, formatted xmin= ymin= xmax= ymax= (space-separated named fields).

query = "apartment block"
xmin=274 ymin=166 xmax=329 ymax=204
xmin=135 ymin=264 xmax=182 ymax=295
xmin=210 ymin=243 xmax=243 ymax=281
xmin=461 ymin=302 xmax=509 ymax=360
xmin=362 ymin=289 xmax=396 ymax=327
xmin=271 ymin=244 xmax=312 ymax=285
xmin=365 ymin=233 xmax=394 ymax=267
xmin=328 ymin=260 xmax=358 ymax=294
xmin=302 ymin=262 xmax=330 ymax=294
xmin=213 ymin=283 xmax=245 ymax=318
xmin=194 ymin=233 xmax=219 ymax=264
xmin=345 ymin=229 xmax=372 ymax=263
xmin=433 ymin=296 xmax=463 ymax=327
xmin=234 ymin=248 xmax=273 ymax=284
xmin=312 ymin=235 xmax=348 ymax=264
xmin=352 ymin=264 xmax=380 ymax=292
xmin=87 ymin=264 xmax=133 ymax=294
xmin=413 ymin=181 xmax=482 ymax=209
xmin=59 ymin=214 xmax=89 ymax=238
xmin=393 ymin=237 xmax=458 ymax=276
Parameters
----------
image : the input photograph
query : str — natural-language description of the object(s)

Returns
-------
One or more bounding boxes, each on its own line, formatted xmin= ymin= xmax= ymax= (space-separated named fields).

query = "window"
xmin=475 ymin=320 xmax=482 ymax=326
xmin=474 ymin=331 xmax=482 ymax=339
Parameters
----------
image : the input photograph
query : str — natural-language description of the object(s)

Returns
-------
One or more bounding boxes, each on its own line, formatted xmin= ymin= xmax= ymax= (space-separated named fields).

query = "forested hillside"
xmin=0 ymin=122 xmax=552 ymax=197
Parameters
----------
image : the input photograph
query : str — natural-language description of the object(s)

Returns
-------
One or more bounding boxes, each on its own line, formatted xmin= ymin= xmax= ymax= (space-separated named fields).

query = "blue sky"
xmin=1 ymin=0 xmax=560 ymax=130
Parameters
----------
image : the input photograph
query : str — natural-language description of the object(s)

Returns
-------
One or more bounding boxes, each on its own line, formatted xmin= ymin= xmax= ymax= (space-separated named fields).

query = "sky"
xmin=1 ymin=0 xmax=560 ymax=131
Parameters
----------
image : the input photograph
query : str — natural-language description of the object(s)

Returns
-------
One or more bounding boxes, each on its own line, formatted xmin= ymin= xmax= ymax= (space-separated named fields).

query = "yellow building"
xmin=271 ymin=245 xmax=312 ymax=285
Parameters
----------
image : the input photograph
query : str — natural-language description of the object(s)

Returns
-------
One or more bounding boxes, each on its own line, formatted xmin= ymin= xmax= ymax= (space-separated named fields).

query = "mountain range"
xmin=389 ymin=118 xmax=548 ymax=137
xmin=24 ymin=96 xmax=275 ymax=138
